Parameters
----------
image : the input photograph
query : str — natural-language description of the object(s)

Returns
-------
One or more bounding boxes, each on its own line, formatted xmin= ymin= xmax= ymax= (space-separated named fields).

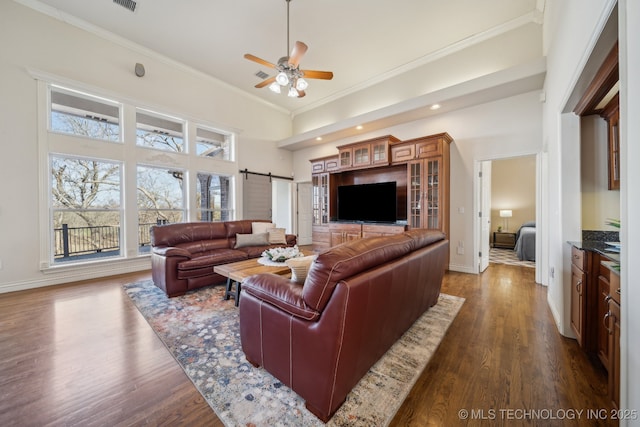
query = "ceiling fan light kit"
xmin=244 ymin=0 xmax=333 ymax=98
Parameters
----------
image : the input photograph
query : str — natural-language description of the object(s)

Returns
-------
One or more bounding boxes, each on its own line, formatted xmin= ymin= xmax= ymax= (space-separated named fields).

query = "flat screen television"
xmin=337 ymin=181 xmax=397 ymax=223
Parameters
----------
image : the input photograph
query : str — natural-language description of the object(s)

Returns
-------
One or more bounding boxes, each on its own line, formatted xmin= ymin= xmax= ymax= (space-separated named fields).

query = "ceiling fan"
xmin=244 ymin=0 xmax=333 ymax=98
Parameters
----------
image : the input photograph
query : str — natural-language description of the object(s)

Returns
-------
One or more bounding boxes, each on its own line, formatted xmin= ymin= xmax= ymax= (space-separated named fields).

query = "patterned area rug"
xmin=490 ymin=247 xmax=535 ymax=268
xmin=123 ymin=280 xmax=464 ymax=426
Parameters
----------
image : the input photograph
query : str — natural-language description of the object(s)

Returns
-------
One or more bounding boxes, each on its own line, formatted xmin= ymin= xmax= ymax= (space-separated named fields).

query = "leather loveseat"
xmin=239 ymin=229 xmax=449 ymax=422
xmin=150 ymin=220 xmax=296 ymax=297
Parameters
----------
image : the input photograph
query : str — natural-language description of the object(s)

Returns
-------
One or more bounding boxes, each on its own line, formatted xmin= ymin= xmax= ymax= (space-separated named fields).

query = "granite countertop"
xmin=567 ymin=240 xmax=621 ymax=264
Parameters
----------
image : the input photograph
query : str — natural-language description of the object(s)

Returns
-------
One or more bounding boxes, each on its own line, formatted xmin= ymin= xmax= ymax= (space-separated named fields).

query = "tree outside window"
xmin=137 ymin=165 xmax=185 ymax=252
xmin=51 ymin=156 xmax=122 ymax=263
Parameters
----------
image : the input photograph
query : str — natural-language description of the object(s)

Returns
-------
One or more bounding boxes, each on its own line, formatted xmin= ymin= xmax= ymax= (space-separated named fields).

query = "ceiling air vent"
xmin=113 ymin=0 xmax=137 ymax=12
xmin=255 ymin=70 xmax=270 ymax=80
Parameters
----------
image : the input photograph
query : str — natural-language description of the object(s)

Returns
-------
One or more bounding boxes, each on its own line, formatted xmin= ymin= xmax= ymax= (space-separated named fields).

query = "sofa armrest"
xmin=242 ymin=274 xmax=320 ymax=321
xmin=152 ymin=246 xmax=192 ymax=258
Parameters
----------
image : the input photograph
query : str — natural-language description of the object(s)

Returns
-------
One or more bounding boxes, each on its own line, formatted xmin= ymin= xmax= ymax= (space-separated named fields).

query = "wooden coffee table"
xmin=214 ymin=257 xmax=291 ymax=307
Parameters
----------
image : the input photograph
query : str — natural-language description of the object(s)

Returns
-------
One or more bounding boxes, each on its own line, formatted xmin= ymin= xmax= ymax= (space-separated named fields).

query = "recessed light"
xmin=356 ymin=125 xmax=363 ymax=130
xmin=430 ymin=104 xmax=441 ymax=110
xmin=316 ymin=137 xmax=323 ymax=141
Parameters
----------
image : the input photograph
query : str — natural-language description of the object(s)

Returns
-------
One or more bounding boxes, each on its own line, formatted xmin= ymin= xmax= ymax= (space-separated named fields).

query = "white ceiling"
xmin=20 ymin=0 xmax=544 ymax=119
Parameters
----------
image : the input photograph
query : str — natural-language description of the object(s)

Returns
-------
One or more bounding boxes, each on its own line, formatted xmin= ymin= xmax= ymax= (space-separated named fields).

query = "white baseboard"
xmin=0 ymin=258 xmax=150 ymax=294
xmin=448 ymin=263 xmax=477 ymax=274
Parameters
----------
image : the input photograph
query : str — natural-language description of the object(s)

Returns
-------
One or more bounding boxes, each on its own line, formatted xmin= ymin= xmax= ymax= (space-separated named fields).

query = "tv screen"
xmin=337 ymin=182 xmax=397 ymax=223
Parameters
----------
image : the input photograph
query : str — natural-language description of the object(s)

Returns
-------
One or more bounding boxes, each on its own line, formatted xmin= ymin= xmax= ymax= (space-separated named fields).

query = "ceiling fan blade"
xmin=301 ymin=70 xmax=334 ymax=80
xmin=288 ymin=41 xmax=308 ymax=67
xmin=255 ymin=76 xmax=276 ymax=88
xmin=244 ymin=53 xmax=276 ymax=69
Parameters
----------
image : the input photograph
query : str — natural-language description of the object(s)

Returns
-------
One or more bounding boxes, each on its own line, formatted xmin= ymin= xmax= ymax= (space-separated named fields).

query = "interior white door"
xmin=296 ymin=182 xmax=313 ymax=245
xmin=479 ymin=161 xmax=492 ymax=272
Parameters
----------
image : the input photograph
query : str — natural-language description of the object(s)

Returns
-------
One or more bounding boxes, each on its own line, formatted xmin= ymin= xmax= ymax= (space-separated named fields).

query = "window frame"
xmin=36 ymin=77 xmax=238 ymax=270
xmin=49 ymin=153 xmax=124 ymax=264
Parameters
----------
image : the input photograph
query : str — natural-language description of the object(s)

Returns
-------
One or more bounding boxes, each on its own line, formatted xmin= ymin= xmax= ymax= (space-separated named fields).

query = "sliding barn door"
xmin=242 ymin=173 xmax=272 ymax=220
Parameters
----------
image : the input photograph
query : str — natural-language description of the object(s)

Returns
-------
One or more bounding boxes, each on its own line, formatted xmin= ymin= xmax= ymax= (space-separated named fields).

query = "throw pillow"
xmin=267 ymin=227 xmax=287 ymax=245
xmin=252 ymin=222 xmax=275 ymax=235
xmin=285 ymin=255 xmax=316 ymax=284
xmin=234 ymin=232 xmax=269 ymax=248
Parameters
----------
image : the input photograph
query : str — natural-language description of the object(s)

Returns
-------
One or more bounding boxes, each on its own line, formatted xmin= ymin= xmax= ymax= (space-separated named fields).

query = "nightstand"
xmin=493 ymin=232 xmax=517 ymax=249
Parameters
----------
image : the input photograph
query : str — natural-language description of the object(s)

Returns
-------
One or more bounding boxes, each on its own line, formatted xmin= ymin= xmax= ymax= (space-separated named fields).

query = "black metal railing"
xmin=53 ymin=213 xmax=233 ymax=261
xmin=54 ymin=222 xmax=158 ymax=259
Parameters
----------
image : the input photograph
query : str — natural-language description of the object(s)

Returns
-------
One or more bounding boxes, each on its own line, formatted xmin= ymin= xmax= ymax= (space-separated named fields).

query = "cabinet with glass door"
xmin=403 ymin=134 xmax=451 ymax=240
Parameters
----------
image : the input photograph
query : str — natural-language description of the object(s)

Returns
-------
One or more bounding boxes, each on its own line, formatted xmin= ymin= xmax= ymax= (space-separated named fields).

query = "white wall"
xmin=544 ymin=0 xmax=640 ymax=416
xmin=0 ymin=1 xmax=291 ymax=292
xmin=293 ymin=90 xmax=543 ymax=273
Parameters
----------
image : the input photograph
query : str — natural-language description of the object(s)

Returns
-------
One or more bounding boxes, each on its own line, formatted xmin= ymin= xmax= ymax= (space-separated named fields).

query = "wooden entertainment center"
xmin=310 ymin=132 xmax=452 ymax=251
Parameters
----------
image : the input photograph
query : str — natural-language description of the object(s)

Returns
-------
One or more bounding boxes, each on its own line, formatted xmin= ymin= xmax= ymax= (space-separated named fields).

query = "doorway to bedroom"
xmin=479 ymin=155 xmax=538 ymax=271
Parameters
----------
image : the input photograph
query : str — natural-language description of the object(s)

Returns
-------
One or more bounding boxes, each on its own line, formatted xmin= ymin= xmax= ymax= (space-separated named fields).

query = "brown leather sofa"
xmin=239 ymin=229 xmax=449 ymax=422
xmin=150 ymin=220 xmax=296 ymax=297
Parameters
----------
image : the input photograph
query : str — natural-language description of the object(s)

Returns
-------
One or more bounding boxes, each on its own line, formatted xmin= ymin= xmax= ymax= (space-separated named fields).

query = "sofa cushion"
xmin=151 ymin=221 xmax=227 ymax=247
xmin=286 ymin=255 xmax=316 ymax=283
xmin=234 ymin=232 xmax=270 ymax=248
xmin=177 ymin=249 xmax=248 ymax=279
xmin=267 ymin=227 xmax=287 ymax=244
xmin=241 ymin=274 xmax=320 ymax=321
xmin=302 ymin=233 xmax=415 ymax=312
xmin=176 ymin=238 xmax=230 ymax=255
xmin=252 ymin=221 xmax=275 ymax=234
xmin=226 ymin=220 xmax=268 ymax=238
xmin=403 ymin=229 xmax=446 ymax=250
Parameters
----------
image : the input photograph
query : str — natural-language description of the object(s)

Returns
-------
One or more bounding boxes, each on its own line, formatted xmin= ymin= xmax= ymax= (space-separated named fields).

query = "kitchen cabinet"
xmin=603 ymin=261 xmax=621 ymax=409
xmin=570 ymin=248 xmax=586 ymax=348
xmin=597 ymin=265 xmax=610 ymax=369
xmin=602 ymin=95 xmax=620 ymax=190
xmin=568 ymin=242 xmax=621 ymax=410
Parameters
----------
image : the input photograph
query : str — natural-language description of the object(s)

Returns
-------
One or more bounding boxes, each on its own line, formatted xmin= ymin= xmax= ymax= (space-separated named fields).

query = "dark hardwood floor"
xmin=0 ymin=264 xmax=614 ymax=426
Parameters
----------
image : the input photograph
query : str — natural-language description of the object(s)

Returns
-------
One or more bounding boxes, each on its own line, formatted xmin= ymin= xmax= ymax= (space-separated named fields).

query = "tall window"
xmin=51 ymin=155 xmax=122 ymax=263
xmin=137 ymin=165 xmax=185 ymax=251
xmin=50 ymin=86 xmax=120 ymax=142
xmin=196 ymin=173 xmax=234 ymax=222
xmin=41 ymin=82 xmax=236 ymax=267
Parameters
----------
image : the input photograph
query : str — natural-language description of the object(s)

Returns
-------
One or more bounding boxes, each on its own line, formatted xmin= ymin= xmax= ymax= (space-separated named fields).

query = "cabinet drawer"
xmin=391 ymin=144 xmax=415 ymax=163
xmin=571 ymin=246 xmax=585 ymax=270
xmin=329 ymin=223 xmax=362 ymax=233
xmin=416 ymin=140 xmax=442 ymax=158
xmin=325 ymin=157 xmax=339 ymax=171
xmin=362 ymin=224 xmax=406 ymax=237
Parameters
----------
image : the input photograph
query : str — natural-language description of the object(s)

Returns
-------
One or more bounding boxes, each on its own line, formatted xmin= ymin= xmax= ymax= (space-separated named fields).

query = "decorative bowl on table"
xmin=261 ymin=245 xmax=302 ymax=263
